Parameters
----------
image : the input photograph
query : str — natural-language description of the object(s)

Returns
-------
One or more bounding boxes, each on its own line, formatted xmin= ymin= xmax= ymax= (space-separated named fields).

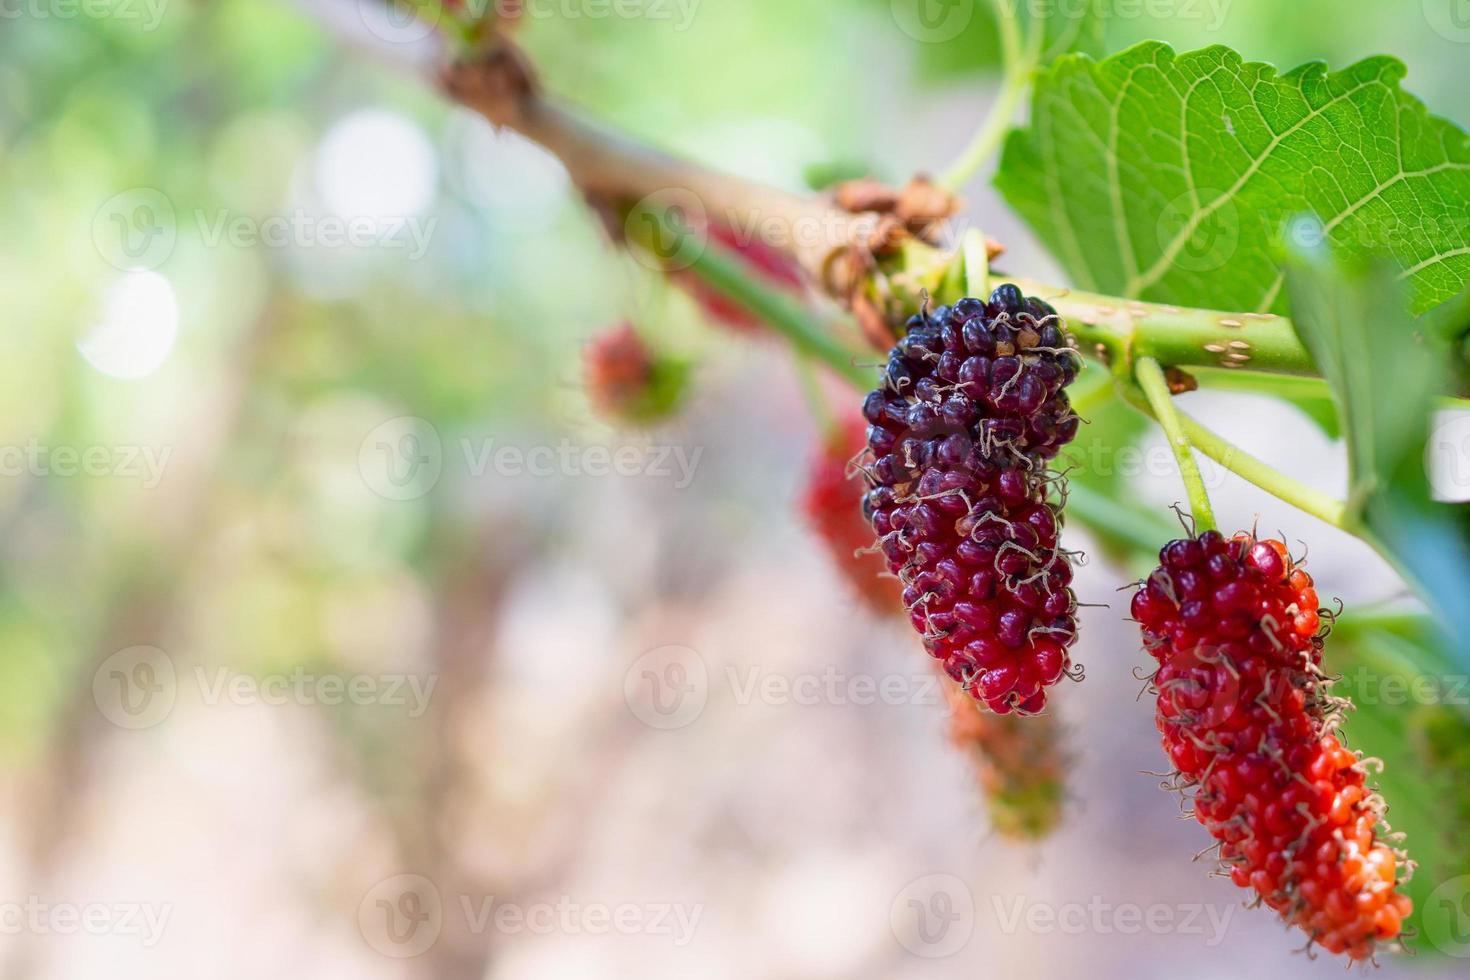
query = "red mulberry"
xmin=801 ymin=413 xmax=905 ymax=615
xmin=582 ymin=322 xmax=689 ymax=425
xmin=941 ymin=672 xmax=1066 ymax=840
xmin=1133 ymin=532 xmax=1413 ymax=960
xmin=861 ymin=286 xmax=1081 ymax=714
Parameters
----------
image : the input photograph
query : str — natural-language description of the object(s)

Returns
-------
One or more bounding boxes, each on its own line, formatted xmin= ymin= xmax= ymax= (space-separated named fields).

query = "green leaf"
xmin=1285 ymin=241 xmax=1470 ymax=653
xmin=996 ymin=42 xmax=1470 ymax=315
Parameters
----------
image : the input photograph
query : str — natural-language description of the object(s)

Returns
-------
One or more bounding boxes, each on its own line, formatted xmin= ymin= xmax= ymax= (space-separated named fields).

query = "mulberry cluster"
xmin=861 ymin=285 xmax=1081 ymax=714
xmin=801 ymin=413 xmax=905 ymax=615
xmin=1132 ymin=533 xmax=1413 ymax=959
xmin=941 ymin=673 xmax=1066 ymax=840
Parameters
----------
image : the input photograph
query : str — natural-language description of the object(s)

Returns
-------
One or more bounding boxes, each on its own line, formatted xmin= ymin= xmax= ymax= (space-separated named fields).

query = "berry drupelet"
xmin=861 ymin=285 xmax=1082 ymax=715
xmin=1133 ymin=532 xmax=1413 ymax=960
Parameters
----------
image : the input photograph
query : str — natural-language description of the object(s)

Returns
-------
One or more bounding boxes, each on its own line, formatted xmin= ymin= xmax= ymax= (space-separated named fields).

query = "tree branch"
xmin=440 ymin=44 xmax=881 ymax=281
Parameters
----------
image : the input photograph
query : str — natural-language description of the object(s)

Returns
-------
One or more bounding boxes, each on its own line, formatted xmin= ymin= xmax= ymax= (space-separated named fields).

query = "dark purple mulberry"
xmin=861 ymin=287 xmax=1081 ymax=714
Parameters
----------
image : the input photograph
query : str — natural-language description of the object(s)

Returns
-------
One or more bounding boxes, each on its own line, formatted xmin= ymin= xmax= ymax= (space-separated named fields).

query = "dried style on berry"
xmin=582 ymin=322 xmax=690 ymax=425
xmin=1133 ymin=533 xmax=1413 ymax=960
xmin=861 ymin=285 xmax=1082 ymax=714
xmin=801 ymin=413 xmax=905 ymax=615
xmin=941 ymin=673 xmax=1066 ymax=840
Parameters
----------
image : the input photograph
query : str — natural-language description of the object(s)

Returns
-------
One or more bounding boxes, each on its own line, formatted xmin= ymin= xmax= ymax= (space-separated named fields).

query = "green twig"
xmin=961 ymin=229 xmax=991 ymax=298
xmin=989 ymin=274 xmax=1317 ymax=378
xmin=938 ymin=0 xmax=1037 ymax=190
xmin=626 ymin=205 xmax=872 ymax=388
xmin=401 ymin=0 xmax=475 ymax=45
xmin=1135 ymin=357 xmax=1217 ymax=531
xmin=1174 ymin=412 xmax=1348 ymax=530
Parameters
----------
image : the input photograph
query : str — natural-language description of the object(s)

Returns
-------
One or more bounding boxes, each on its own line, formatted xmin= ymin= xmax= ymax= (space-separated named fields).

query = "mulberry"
xmin=801 ymin=413 xmax=905 ymax=615
xmin=861 ymin=285 xmax=1081 ymax=714
xmin=1132 ymin=532 xmax=1413 ymax=959
xmin=941 ymin=673 xmax=1066 ymax=840
xmin=582 ymin=322 xmax=689 ymax=425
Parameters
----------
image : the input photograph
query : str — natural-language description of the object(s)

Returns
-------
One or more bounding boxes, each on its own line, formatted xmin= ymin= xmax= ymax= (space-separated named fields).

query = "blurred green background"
xmin=2 ymin=1 xmax=1469 ymax=977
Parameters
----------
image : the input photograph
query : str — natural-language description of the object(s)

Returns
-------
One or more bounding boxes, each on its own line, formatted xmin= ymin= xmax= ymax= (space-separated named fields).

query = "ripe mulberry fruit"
xmin=801 ymin=413 xmax=905 ymax=615
xmin=861 ymin=285 xmax=1081 ymax=714
xmin=681 ymin=222 xmax=804 ymax=334
xmin=941 ymin=672 xmax=1066 ymax=840
xmin=582 ymin=322 xmax=689 ymax=425
xmin=1132 ymin=532 xmax=1413 ymax=959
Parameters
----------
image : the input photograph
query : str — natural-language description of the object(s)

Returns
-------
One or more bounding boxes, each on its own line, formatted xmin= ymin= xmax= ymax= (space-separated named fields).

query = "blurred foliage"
xmin=2 ymin=2 xmax=1469 ymax=966
xmin=1286 ymin=245 xmax=1470 ymax=655
xmin=863 ymin=0 xmax=1105 ymax=80
xmin=1331 ymin=613 xmax=1470 ymax=951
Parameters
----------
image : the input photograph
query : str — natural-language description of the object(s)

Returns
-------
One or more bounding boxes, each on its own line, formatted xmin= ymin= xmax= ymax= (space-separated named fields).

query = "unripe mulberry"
xmin=941 ymin=673 xmax=1066 ymax=840
xmin=681 ymin=222 xmax=804 ymax=333
xmin=801 ymin=413 xmax=905 ymax=615
xmin=861 ymin=286 xmax=1081 ymax=714
xmin=1132 ymin=532 xmax=1413 ymax=960
xmin=582 ymin=322 xmax=689 ymax=425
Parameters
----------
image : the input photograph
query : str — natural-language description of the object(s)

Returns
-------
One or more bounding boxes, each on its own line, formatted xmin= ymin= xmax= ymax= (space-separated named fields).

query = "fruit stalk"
xmin=1135 ymin=356 xmax=1217 ymax=531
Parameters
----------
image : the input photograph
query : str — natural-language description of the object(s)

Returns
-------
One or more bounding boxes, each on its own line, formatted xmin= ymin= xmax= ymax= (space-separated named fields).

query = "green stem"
xmin=403 ymin=0 xmax=475 ymax=45
xmin=1174 ymin=412 xmax=1349 ymax=529
xmin=627 ymin=204 xmax=872 ymax=388
xmin=993 ymin=0 xmax=1024 ymax=67
xmin=938 ymin=1 xmax=1036 ymax=190
xmin=961 ymin=229 xmax=991 ymax=297
xmin=989 ymin=275 xmax=1318 ymax=377
xmin=1135 ymin=357 xmax=1217 ymax=531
